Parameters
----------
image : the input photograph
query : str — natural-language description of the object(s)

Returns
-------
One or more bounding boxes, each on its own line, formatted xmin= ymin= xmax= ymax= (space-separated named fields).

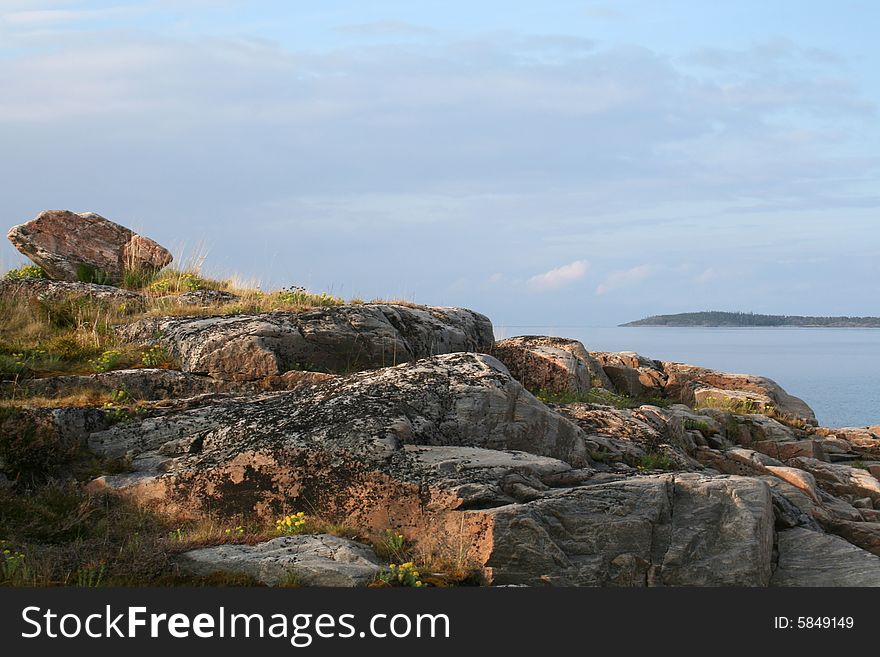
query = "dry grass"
xmin=0 ymin=390 xmax=116 ymax=409
xmin=369 ymin=298 xmax=421 ymax=308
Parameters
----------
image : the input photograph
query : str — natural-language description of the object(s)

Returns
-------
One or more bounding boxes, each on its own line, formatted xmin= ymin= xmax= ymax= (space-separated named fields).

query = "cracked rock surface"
xmin=175 ymin=535 xmax=381 ymax=587
xmin=117 ymin=304 xmax=494 ymax=380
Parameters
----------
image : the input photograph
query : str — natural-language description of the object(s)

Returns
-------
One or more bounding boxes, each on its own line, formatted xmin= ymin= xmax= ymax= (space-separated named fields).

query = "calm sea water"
xmin=494 ymin=326 xmax=880 ymax=429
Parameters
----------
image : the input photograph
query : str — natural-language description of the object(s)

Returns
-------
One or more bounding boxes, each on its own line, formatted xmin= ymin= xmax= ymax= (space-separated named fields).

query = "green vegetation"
xmin=683 ymin=418 xmax=713 ymax=436
xmin=75 ymin=263 xmax=113 ymax=285
xmin=622 ymin=311 xmax=880 ymax=328
xmin=376 ymin=562 xmax=424 ymax=587
xmin=4 ymin=265 xmax=46 ymax=281
xmin=0 ymin=255 xmax=353 ymax=383
xmin=277 ymin=285 xmax=343 ymax=307
xmin=533 ymin=387 xmax=671 ymax=409
xmin=89 ymin=349 xmax=123 ymax=373
xmin=141 ymin=344 xmax=170 ymax=368
xmin=636 ymin=451 xmax=675 ymax=471
xmin=694 ymin=395 xmax=774 ymax=416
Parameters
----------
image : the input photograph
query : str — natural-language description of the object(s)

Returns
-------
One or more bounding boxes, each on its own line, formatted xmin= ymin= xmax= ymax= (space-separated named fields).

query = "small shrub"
xmin=377 ymin=562 xmax=424 ymax=588
xmin=276 ymin=286 xmax=343 ymax=307
xmin=384 ymin=528 xmax=405 ymax=552
xmin=684 ymin=418 xmax=712 ymax=436
xmin=589 ymin=448 xmax=614 ymax=463
xmin=89 ymin=349 xmax=122 ymax=373
xmin=636 ymin=451 xmax=675 ymax=472
xmin=533 ymin=387 xmax=641 ymax=409
xmin=149 ymin=269 xmax=212 ymax=294
xmin=121 ymin=268 xmax=157 ymax=291
xmin=76 ymin=263 xmax=113 ymax=286
xmin=0 ymin=353 xmax=31 ymax=377
xmin=0 ymin=543 xmax=29 ymax=584
xmin=0 ymin=409 xmax=81 ymax=483
xmin=76 ymin=562 xmax=106 ymax=587
xmin=275 ymin=512 xmax=308 ymax=535
xmin=141 ymin=344 xmax=169 ymax=368
xmin=696 ymin=396 xmax=774 ymax=416
xmin=101 ymin=389 xmax=144 ymax=426
xmin=4 ymin=265 xmax=46 ymax=281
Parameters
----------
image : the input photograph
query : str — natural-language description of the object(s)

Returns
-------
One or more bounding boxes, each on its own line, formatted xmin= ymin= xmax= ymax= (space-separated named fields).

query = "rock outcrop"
xmin=662 ymin=363 xmax=817 ymax=425
xmin=0 ymin=277 xmax=144 ymax=307
xmin=7 ymin=210 xmax=172 ymax=284
xmin=175 ymin=535 xmax=381 ymax=587
xmin=117 ymin=305 xmax=495 ymax=380
xmin=86 ymin=352 xmax=786 ymax=586
xmin=4 ymin=285 xmax=878 ymax=587
xmin=484 ymin=473 xmax=774 ymax=586
xmin=591 ymin=352 xmax=667 ymax=398
xmin=493 ymin=336 xmax=611 ymax=394
xmin=8 ymin=369 xmax=254 ymax=401
xmin=771 ymin=528 xmax=880 ymax=586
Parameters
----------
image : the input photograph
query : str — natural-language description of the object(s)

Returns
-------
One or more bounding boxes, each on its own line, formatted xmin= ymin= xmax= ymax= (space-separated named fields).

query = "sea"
xmin=494 ymin=325 xmax=880 ymax=429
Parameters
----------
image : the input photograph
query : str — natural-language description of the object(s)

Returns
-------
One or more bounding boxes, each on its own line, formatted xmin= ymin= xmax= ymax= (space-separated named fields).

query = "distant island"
xmin=621 ymin=311 xmax=880 ymax=328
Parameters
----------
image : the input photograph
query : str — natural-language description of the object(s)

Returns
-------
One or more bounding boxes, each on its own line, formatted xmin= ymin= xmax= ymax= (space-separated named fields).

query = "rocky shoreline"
xmin=2 ymin=212 xmax=880 ymax=587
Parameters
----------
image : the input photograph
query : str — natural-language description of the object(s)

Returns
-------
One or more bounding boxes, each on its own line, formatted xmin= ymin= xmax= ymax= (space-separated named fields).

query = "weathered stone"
xmin=10 ymin=369 xmax=255 ymax=401
xmin=0 ymin=406 xmax=111 ymax=449
xmin=694 ymin=447 xmax=775 ymax=477
xmin=765 ymin=466 xmax=821 ymax=502
xmin=7 ymin=210 xmax=172 ymax=284
xmin=493 ymin=336 xmax=610 ymax=394
xmin=87 ymin=353 xmax=594 ymax=489
xmin=825 ymin=520 xmax=880 ymax=556
xmin=117 ymin=304 xmax=494 ymax=380
xmin=484 ymin=473 xmax=774 ymax=587
xmin=760 ymin=476 xmax=827 ymax=529
xmin=704 ymin=410 xmax=799 ymax=446
xmin=789 ymin=457 xmax=880 ymax=505
xmin=771 ymin=528 xmax=880 ymax=586
xmin=84 ymin=353 xmax=782 ymax=586
xmin=591 ymin=352 xmax=666 ymax=399
xmin=175 ymin=535 xmax=381 ymax=586
xmin=173 ymin=290 xmax=239 ymax=306
xmin=817 ymin=437 xmax=853 ymax=455
xmin=752 ymin=439 xmax=827 ymax=463
xmin=0 ymin=277 xmax=144 ymax=307
xmin=820 ymin=427 xmax=880 ymax=460
xmin=662 ymin=362 xmax=817 ymax=425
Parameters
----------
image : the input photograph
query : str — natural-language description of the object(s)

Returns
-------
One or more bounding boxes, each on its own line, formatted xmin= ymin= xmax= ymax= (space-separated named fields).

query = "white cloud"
xmin=596 ymin=264 xmax=653 ymax=295
xmin=487 ymin=272 xmax=504 ymax=284
xmin=694 ymin=267 xmax=718 ymax=284
xmin=527 ymin=260 xmax=589 ymax=291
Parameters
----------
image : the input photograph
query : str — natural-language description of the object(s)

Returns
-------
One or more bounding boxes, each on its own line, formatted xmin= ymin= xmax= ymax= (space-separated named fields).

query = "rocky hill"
xmin=2 ymin=211 xmax=880 ymax=587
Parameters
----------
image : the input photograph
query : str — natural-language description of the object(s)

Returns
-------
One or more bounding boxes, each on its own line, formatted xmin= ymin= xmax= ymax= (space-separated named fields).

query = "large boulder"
xmin=493 ymin=336 xmax=611 ymax=394
xmin=117 ymin=304 xmax=495 ymax=380
xmin=788 ymin=457 xmax=880 ymax=506
xmin=7 ymin=210 xmax=172 ymax=284
xmin=663 ymin=363 xmax=816 ymax=425
xmin=590 ymin=352 xmax=666 ymax=399
xmin=484 ymin=473 xmax=774 ymax=586
xmin=771 ymin=527 xmax=880 ymax=586
xmin=175 ymin=535 xmax=381 ymax=587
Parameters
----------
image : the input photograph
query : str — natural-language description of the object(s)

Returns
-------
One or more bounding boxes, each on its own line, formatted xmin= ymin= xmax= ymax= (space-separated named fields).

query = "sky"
xmin=1 ymin=1 xmax=878 ymax=328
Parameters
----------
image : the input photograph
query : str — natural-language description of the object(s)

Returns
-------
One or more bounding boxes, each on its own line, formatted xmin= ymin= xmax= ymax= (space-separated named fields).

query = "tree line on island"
xmin=621 ymin=311 xmax=880 ymax=328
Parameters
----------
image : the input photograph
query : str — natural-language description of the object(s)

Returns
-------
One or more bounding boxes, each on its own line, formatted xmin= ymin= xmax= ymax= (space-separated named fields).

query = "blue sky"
xmin=1 ymin=1 xmax=878 ymax=327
